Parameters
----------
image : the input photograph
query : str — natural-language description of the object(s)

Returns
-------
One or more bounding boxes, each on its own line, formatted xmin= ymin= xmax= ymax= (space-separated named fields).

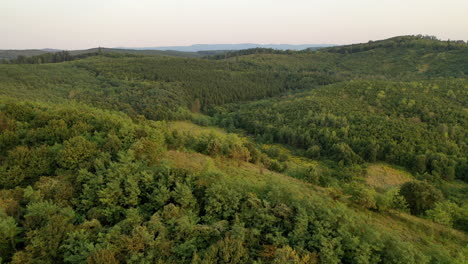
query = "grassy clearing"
xmin=366 ymin=163 xmax=413 ymax=189
xmin=169 ymin=120 xmax=228 ymax=136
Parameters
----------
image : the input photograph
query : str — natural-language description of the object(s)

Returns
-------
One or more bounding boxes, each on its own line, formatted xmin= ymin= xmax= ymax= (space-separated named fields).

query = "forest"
xmin=213 ymin=79 xmax=468 ymax=181
xmin=0 ymin=35 xmax=467 ymax=263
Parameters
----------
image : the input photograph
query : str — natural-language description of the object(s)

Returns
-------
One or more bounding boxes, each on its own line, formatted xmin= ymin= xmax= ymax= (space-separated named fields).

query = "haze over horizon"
xmin=2 ymin=0 xmax=467 ymax=50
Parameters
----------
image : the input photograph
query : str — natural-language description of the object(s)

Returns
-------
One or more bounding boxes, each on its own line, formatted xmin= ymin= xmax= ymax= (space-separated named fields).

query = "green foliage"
xmin=0 ymin=99 xmax=461 ymax=263
xmin=0 ymin=209 xmax=21 ymax=262
xmin=58 ymin=136 xmax=99 ymax=170
xmin=323 ymin=35 xmax=467 ymax=54
xmin=379 ymin=237 xmax=430 ymax=264
xmin=203 ymin=183 xmax=241 ymax=222
xmin=130 ymin=136 xmax=166 ymax=166
xmin=271 ymin=246 xmax=317 ymax=264
xmin=375 ymin=188 xmax=409 ymax=213
xmin=0 ymin=35 xmax=466 ymax=263
xmin=426 ymin=201 xmax=468 ymax=231
xmin=399 ymin=181 xmax=444 ymax=215
xmin=214 ymin=79 xmax=468 ymax=181
xmin=346 ymin=183 xmax=377 ymax=209
xmin=8 ymin=51 xmax=74 ymax=64
xmin=196 ymin=236 xmax=248 ymax=264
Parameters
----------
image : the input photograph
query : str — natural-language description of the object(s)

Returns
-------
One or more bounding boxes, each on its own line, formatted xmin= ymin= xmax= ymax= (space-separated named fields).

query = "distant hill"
xmin=0 ymin=44 xmax=334 ymax=60
xmin=69 ymin=48 xmax=205 ymax=58
xmin=115 ymin=43 xmax=334 ymax=52
xmin=0 ymin=47 xmax=219 ymax=60
xmin=0 ymin=49 xmax=52 ymax=59
xmin=321 ymin=35 xmax=467 ymax=54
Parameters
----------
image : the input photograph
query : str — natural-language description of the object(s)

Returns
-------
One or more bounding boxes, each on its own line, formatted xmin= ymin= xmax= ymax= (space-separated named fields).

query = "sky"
xmin=2 ymin=0 xmax=467 ymax=49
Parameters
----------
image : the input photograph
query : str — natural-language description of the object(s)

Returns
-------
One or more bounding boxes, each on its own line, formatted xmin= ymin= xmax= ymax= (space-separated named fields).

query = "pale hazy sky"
xmin=2 ymin=0 xmax=467 ymax=49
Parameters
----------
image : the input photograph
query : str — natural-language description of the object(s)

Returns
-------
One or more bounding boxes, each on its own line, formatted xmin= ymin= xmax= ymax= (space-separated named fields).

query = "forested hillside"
xmin=0 ymin=50 xmax=53 ymax=60
xmin=1 ymin=36 xmax=466 ymax=119
xmin=0 ymin=53 xmax=338 ymax=120
xmin=0 ymin=35 xmax=467 ymax=263
xmin=214 ymin=79 xmax=468 ymax=181
xmin=0 ymin=98 xmax=466 ymax=264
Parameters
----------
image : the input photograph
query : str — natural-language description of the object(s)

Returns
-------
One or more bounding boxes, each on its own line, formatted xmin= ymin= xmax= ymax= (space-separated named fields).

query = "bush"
xmin=375 ymin=188 xmax=409 ymax=213
xmin=399 ymin=181 xmax=443 ymax=215
xmin=346 ymin=183 xmax=377 ymax=209
xmin=426 ymin=201 xmax=468 ymax=231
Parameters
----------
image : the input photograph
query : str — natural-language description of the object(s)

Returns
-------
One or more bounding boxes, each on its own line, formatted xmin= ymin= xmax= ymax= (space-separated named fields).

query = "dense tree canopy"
xmin=0 ymin=35 xmax=467 ymax=263
xmin=0 ymin=99 xmax=462 ymax=263
xmin=214 ymin=79 xmax=468 ymax=182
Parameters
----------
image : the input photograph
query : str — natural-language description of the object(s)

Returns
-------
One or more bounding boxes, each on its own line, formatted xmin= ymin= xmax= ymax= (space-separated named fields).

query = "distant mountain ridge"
xmin=0 ymin=44 xmax=333 ymax=60
xmin=0 ymin=49 xmax=56 ymax=60
xmin=0 ymin=48 xmax=210 ymax=60
xmin=115 ymin=43 xmax=335 ymax=52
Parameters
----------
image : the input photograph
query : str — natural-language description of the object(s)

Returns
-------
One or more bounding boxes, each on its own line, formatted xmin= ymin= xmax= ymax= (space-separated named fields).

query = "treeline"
xmin=2 ymin=51 xmax=112 ymax=65
xmin=206 ymin=48 xmax=302 ymax=60
xmin=1 ymin=51 xmax=75 ymax=64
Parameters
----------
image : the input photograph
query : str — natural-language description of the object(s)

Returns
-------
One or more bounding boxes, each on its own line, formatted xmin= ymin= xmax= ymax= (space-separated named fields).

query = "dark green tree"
xmin=399 ymin=181 xmax=443 ymax=215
